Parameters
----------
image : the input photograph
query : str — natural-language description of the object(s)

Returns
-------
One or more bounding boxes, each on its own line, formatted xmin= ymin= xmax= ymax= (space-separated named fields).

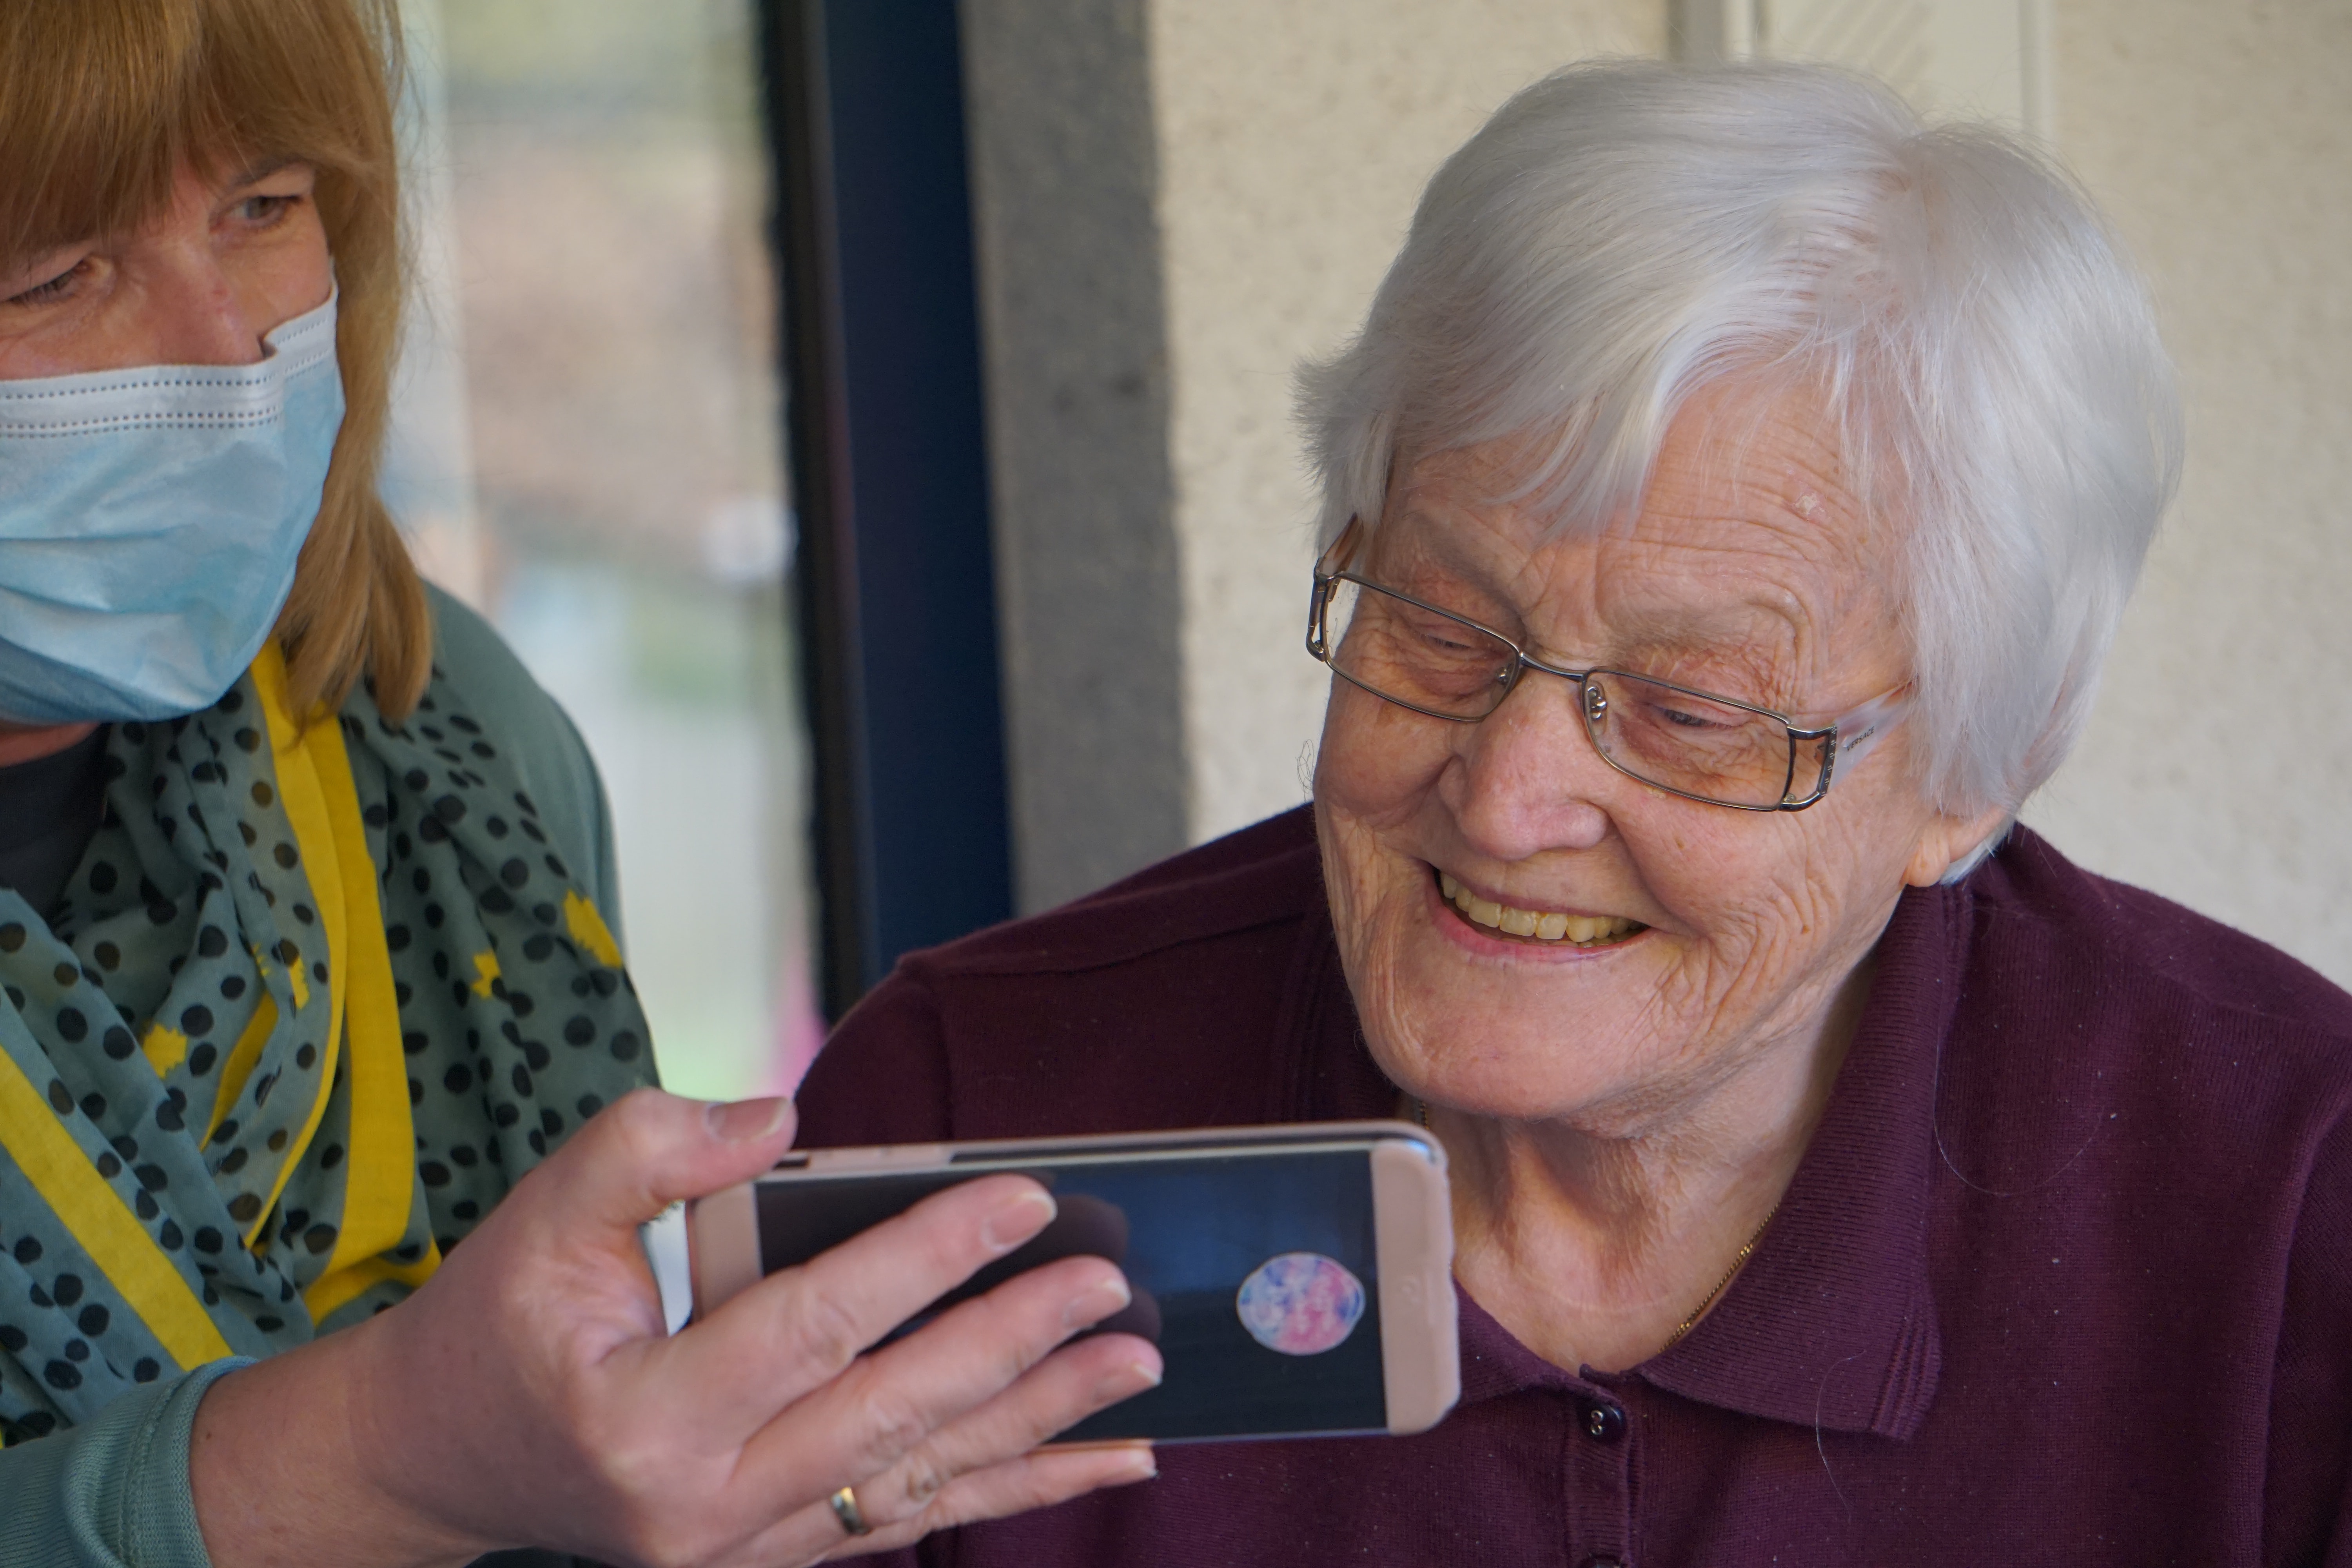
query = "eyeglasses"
xmin=1305 ymin=535 xmax=1909 ymax=813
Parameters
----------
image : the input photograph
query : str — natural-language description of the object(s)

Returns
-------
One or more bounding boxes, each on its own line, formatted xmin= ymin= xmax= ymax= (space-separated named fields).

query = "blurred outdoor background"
xmin=381 ymin=0 xmax=816 ymax=1102
xmin=376 ymin=0 xmax=2351 ymax=1100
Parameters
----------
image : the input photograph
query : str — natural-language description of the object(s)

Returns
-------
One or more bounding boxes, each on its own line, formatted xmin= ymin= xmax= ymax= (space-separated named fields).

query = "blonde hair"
xmin=0 ymin=0 xmax=432 ymax=720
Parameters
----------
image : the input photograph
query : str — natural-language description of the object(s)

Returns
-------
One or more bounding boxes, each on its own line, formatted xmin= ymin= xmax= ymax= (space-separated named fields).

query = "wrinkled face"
xmin=1315 ymin=380 xmax=1971 ymax=1133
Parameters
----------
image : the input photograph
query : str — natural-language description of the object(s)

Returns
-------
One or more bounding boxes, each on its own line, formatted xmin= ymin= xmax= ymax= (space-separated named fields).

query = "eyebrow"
xmin=1376 ymin=505 xmax=1818 ymax=679
xmin=224 ymin=154 xmax=307 ymax=189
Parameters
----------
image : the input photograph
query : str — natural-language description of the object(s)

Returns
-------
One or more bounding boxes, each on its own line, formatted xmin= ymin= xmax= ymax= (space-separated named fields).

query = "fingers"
xmin=734 ymin=1254 xmax=1151 ymax=1500
xmin=831 ymin=1443 xmax=1158 ymax=1560
xmin=720 ymin=1443 xmax=1155 ymax=1568
xmin=724 ymin=1333 xmax=1160 ymax=1568
xmin=527 ymin=1087 xmax=800 ymax=1234
xmin=842 ymin=1328 xmax=1161 ymax=1529
xmin=664 ymin=1173 xmax=1060 ymax=1433
xmin=762 ymin=1446 xmax=1154 ymax=1564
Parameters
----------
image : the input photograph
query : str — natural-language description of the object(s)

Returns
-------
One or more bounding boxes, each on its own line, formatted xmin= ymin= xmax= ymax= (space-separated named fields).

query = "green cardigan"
xmin=0 ymin=587 xmax=628 ymax=1566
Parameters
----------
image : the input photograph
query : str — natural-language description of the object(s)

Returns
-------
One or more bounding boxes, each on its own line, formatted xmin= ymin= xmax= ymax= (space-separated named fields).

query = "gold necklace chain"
xmin=1658 ymin=1200 xmax=1779 ymax=1350
xmin=1412 ymin=1097 xmax=1781 ymax=1352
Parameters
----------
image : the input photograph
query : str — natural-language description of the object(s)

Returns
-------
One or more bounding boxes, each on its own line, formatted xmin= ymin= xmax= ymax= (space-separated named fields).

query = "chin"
xmin=1346 ymin=884 xmax=1687 ymax=1127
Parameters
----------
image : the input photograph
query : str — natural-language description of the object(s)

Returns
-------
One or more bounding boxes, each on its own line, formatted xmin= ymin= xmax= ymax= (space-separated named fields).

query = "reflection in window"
xmin=384 ymin=0 xmax=820 ymax=1100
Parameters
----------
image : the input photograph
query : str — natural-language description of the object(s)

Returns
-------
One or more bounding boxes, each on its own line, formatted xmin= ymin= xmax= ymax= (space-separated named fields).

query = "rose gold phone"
xmin=688 ymin=1121 xmax=1458 ymax=1443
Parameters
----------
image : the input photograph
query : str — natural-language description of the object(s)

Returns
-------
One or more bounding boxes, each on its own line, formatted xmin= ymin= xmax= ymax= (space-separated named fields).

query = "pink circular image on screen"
xmin=1235 ymin=1252 xmax=1367 ymax=1356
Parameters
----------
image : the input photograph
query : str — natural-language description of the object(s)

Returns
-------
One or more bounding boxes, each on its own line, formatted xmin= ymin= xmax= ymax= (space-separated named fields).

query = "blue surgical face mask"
xmin=0 ymin=292 xmax=345 ymax=724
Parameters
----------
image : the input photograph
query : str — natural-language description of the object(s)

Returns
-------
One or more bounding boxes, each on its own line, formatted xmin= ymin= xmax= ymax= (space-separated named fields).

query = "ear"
xmin=1902 ymin=804 xmax=2013 ymax=888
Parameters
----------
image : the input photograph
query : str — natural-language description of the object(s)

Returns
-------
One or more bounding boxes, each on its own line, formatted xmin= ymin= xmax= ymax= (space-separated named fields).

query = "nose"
xmin=141 ymin=245 xmax=270 ymax=367
xmin=1439 ymin=669 xmax=1616 ymax=860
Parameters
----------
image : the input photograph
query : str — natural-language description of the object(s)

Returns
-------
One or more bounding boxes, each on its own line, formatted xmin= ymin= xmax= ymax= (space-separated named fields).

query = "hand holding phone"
xmin=685 ymin=1122 xmax=1461 ymax=1445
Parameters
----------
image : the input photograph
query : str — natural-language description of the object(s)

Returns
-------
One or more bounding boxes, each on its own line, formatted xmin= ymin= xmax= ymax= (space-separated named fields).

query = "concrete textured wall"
xmin=1134 ymin=0 xmax=2352 ymax=986
xmin=968 ymin=0 xmax=2352 ymax=986
xmin=2020 ymin=0 xmax=2352 ymax=986
xmin=1145 ymin=0 xmax=1666 ymax=844
xmin=961 ymin=0 xmax=1189 ymax=912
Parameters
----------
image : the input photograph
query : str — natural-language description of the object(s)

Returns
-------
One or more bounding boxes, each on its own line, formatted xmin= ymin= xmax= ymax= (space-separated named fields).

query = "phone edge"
xmin=784 ymin=1120 xmax=1436 ymax=1173
xmin=1372 ymin=1136 xmax=1461 ymax=1435
xmin=689 ymin=1179 xmax=760 ymax=1321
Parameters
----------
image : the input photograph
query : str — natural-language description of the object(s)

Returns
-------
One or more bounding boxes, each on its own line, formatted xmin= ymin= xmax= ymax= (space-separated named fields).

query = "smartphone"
xmin=686 ymin=1121 xmax=1459 ymax=1444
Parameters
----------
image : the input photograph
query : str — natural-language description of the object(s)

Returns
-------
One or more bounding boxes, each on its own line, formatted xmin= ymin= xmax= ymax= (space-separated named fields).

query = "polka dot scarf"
xmin=0 ymin=645 xmax=656 ymax=1443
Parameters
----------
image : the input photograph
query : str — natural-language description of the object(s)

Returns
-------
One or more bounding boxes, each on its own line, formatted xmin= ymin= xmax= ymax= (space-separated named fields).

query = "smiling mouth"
xmin=1436 ymin=868 xmax=1648 ymax=948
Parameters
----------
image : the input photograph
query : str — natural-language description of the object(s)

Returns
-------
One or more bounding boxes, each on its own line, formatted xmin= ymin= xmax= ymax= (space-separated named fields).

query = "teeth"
xmin=1441 ymin=871 xmax=1642 ymax=947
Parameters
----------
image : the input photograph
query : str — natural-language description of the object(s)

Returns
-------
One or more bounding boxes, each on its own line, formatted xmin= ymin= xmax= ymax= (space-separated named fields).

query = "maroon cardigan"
xmin=797 ymin=809 xmax=2352 ymax=1567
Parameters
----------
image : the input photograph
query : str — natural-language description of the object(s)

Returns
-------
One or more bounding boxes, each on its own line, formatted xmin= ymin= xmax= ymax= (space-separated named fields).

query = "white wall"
xmin=1145 ymin=0 xmax=1666 ymax=843
xmin=2019 ymin=0 xmax=2352 ymax=986
xmin=1133 ymin=0 xmax=2352 ymax=987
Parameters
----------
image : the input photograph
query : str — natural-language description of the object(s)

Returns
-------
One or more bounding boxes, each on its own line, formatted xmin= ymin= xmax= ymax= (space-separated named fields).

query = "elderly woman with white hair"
xmin=796 ymin=60 xmax=2352 ymax=1566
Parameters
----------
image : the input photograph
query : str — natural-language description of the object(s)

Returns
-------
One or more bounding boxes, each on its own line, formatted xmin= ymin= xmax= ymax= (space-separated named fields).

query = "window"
xmin=384 ymin=0 xmax=819 ymax=1099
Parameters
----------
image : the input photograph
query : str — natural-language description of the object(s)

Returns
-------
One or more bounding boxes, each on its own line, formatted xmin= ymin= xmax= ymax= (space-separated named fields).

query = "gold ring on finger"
xmin=828 ymin=1485 xmax=873 ymax=1537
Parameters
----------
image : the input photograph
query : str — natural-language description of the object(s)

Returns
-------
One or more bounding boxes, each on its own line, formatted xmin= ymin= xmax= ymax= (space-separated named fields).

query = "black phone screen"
xmin=752 ymin=1144 xmax=1388 ymax=1442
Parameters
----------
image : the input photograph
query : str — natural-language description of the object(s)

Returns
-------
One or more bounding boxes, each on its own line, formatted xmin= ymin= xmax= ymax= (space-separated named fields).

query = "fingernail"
xmin=1116 ymin=1446 xmax=1158 ymax=1483
xmin=705 ymin=1096 xmax=790 ymax=1143
xmin=1063 ymin=1273 xmax=1132 ymax=1330
xmin=980 ymin=1188 xmax=1056 ymax=1254
xmin=1096 ymin=1357 xmax=1161 ymax=1401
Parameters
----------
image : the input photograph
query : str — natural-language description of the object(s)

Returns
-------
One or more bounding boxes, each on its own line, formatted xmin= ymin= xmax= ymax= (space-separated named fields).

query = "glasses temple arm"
xmin=1818 ymin=686 xmax=1913 ymax=777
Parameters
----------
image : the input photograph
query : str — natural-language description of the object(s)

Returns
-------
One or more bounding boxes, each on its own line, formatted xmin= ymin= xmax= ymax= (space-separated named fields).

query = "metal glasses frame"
xmin=1305 ymin=546 xmax=1909 ymax=813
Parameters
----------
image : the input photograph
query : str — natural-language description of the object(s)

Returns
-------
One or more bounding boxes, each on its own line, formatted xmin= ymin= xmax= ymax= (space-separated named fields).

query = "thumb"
xmin=535 ymin=1086 xmax=799 ymax=1234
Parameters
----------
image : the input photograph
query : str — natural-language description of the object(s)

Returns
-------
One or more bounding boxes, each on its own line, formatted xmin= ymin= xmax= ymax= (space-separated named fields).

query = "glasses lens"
xmin=1585 ymin=671 xmax=1796 ymax=808
xmin=1319 ymin=578 xmax=1517 ymax=719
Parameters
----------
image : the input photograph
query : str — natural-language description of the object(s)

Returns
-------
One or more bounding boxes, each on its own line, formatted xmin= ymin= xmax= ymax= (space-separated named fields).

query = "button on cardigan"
xmin=797 ymin=808 xmax=2352 ymax=1568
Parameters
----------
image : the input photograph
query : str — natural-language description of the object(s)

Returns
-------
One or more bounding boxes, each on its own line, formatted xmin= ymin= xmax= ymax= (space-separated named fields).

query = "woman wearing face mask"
xmin=0 ymin=4 xmax=1161 ymax=1565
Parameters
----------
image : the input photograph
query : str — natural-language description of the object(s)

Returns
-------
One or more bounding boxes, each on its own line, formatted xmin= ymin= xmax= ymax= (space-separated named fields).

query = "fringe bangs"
xmin=0 ymin=0 xmax=431 ymax=723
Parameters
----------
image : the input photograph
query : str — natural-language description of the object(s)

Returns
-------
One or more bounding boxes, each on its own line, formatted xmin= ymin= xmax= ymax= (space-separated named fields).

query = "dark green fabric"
xmin=421 ymin=588 xmax=625 ymax=944
xmin=0 ymin=590 xmax=659 ymax=1563
xmin=0 ymin=726 xmax=109 ymax=917
xmin=0 ymin=1358 xmax=242 ymax=1568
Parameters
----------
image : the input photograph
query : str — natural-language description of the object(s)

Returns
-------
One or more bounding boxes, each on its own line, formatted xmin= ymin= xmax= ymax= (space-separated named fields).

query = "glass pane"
xmin=1588 ymin=673 xmax=1791 ymax=806
xmin=1325 ymin=579 xmax=1517 ymax=718
xmin=383 ymin=0 xmax=820 ymax=1100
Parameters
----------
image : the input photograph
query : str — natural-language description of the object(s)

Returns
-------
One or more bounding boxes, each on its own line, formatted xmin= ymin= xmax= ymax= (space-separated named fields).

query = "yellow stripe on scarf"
xmin=0 ymin=648 xmax=441 ymax=1381
xmin=206 ymin=992 xmax=277 ymax=1144
xmin=0 ymin=1049 xmax=233 ymax=1370
xmin=246 ymin=647 xmax=352 ymax=1247
xmin=249 ymin=647 xmax=441 ymax=1318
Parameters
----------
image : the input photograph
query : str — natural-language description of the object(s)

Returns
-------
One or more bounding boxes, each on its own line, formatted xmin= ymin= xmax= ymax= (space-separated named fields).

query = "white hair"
xmin=1298 ymin=61 xmax=2181 ymax=870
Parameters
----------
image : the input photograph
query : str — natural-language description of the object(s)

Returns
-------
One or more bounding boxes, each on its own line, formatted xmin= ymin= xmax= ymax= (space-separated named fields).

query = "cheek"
xmin=250 ymin=208 xmax=335 ymax=321
xmin=1313 ymin=687 xmax=1450 ymax=824
xmin=1313 ymin=698 xmax=1455 ymax=1021
xmin=1633 ymin=785 xmax=1924 ymax=1003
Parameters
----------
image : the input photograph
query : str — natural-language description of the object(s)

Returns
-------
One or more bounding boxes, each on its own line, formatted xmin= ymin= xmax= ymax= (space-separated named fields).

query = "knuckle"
xmin=607 ymin=1086 xmax=672 ymax=1152
xmin=781 ymin=1275 xmax=873 ymax=1377
xmin=855 ymin=1382 xmax=936 ymax=1470
xmin=920 ymin=1463 xmax=1053 ymax=1535
xmin=893 ymin=1446 xmax=957 ymax=1514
